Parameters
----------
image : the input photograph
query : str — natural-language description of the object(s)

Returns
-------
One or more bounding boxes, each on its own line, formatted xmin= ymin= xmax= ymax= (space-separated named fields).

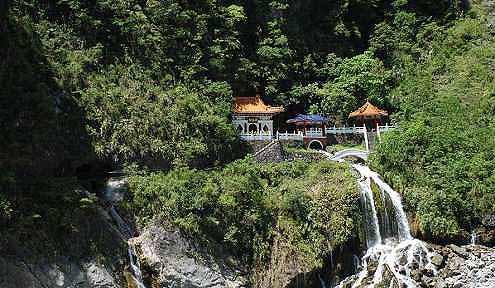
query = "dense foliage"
xmin=1 ymin=0 xmax=467 ymax=178
xmin=127 ymin=159 xmax=360 ymax=268
xmin=2 ymin=0 xmax=491 ymax=248
xmin=371 ymin=5 xmax=495 ymax=240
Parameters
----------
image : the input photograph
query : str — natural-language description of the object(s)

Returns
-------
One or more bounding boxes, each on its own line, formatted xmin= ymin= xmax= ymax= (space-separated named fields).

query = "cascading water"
xmin=104 ymin=177 xmax=148 ymax=288
xmin=471 ymin=231 xmax=478 ymax=245
xmin=320 ymin=151 xmax=438 ymax=288
xmin=356 ymin=171 xmax=382 ymax=247
xmin=128 ymin=243 xmax=147 ymax=288
xmin=353 ymin=164 xmax=411 ymax=242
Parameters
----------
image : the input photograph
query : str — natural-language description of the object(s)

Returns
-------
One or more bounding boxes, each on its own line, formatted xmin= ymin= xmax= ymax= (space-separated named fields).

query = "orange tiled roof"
xmin=232 ymin=96 xmax=284 ymax=115
xmin=349 ymin=101 xmax=388 ymax=118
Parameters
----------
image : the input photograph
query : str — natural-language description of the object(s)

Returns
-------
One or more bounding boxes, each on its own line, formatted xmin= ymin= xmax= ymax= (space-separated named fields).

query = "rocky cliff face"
xmin=131 ymin=220 xmax=248 ymax=288
xmin=0 ymin=257 xmax=121 ymax=288
xmin=0 ymin=207 xmax=127 ymax=288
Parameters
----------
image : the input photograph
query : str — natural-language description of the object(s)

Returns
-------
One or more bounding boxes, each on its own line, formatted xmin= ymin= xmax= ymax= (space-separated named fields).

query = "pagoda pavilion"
xmin=232 ymin=95 xmax=284 ymax=141
xmin=349 ymin=101 xmax=388 ymax=130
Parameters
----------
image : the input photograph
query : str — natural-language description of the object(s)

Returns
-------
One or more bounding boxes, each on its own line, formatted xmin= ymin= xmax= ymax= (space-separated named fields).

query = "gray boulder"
xmin=431 ymin=253 xmax=444 ymax=267
xmin=431 ymin=244 xmax=495 ymax=288
xmin=131 ymin=220 xmax=247 ymax=288
xmin=447 ymin=244 xmax=468 ymax=258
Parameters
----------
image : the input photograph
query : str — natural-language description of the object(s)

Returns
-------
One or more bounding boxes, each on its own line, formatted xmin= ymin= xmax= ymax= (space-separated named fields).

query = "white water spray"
xmin=356 ymin=171 xmax=382 ymax=247
xmin=353 ymin=164 xmax=412 ymax=241
xmin=128 ymin=243 xmax=147 ymax=288
xmin=320 ymin=150 xmax=437 ymax=288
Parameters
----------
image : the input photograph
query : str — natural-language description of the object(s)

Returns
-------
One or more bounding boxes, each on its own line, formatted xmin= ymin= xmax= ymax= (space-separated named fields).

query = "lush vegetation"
xmin=127 ymin=159 xmax=360 ymax=269
xmin=1 ymin=0 xmax=466 ymax=176
xmin=371 ymin=4 xmax=495 ymax=241
xmin=2 ymin=0 xmax=493 ymax=255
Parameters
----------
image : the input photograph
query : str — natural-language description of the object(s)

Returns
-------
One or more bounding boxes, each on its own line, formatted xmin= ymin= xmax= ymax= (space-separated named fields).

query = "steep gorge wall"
xmin=0 ymin=199 xmax=127 ymax=288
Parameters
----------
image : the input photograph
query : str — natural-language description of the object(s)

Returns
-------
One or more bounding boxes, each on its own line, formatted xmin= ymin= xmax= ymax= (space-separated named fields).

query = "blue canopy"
xmin=286 ymin=114 xmax=328 ymax=125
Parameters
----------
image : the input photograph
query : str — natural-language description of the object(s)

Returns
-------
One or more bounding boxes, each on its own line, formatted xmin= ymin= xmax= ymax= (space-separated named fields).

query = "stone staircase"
xmin=253 ymin=140 xmax=286 ymax=163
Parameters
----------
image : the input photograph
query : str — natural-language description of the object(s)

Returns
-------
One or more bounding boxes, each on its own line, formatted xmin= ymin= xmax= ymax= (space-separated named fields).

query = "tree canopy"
xmin=3 ymin=0 xmax=491 ymax=244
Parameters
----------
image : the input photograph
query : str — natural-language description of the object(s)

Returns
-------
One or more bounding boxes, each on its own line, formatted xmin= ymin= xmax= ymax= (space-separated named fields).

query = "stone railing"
xmin=240 ymin=133 xmax=273 ymax=141
xmin=377 ymin=124 xmax=396 ymax=132
xmin=276 ymin=131 xmax=304 ymax=141
xmin=325 ymin=125 xmax=366 ymax=134
xmin=306 ymin=128 xmax=324 ymax=137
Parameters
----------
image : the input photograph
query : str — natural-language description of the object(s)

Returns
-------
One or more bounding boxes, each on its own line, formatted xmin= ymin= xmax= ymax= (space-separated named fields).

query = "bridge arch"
xmin=308 ymin=140 xmax=324 ymax=150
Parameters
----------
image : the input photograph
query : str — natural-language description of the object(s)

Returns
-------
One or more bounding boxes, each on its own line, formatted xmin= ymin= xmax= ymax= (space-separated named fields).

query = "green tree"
xmin=315 ymin=52 xmax=392 ymax=121
xmin=80 ymin=62 xmax=240 ymax=168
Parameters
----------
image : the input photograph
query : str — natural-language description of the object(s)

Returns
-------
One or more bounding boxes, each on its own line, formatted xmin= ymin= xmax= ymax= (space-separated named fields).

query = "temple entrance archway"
xmin=248 ymin=124 xmax=258 ymax=133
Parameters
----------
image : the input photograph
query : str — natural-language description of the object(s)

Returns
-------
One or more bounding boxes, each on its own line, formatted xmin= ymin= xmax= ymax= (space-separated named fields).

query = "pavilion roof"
xmin=232 ymin=96 xmax=284 ymax=115
xmin=349 ymin=101 xmax=388 ymax=118
xmin=287 ymin=114 xmax=328 ymax=125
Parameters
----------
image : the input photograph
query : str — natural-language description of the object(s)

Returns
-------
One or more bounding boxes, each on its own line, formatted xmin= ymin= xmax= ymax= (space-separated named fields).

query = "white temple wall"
xmin=232 ymin=115 xmax=274 ymax=136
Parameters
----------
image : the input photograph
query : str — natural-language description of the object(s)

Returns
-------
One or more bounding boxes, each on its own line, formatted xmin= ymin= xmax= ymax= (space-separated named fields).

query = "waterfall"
xmin=356 ymin=171 xmax=382 ymax=247
xmin=471 ymin=231 xmax=478 ymax=245
xmin=104 ymin=177 xmax=148 ymax=288
xmin=128 ymin=243 xmax=147 ymax=288
xmin=353 ymin=164 xmax=412 ymax=241
xmin=319 ymin=151 xmax=437 ymax=288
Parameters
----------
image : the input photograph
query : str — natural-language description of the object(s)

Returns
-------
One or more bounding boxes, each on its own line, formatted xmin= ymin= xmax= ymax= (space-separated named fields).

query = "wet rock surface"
xmin=336 ymin=242 xmax=495 ymax=288
xmin=131 ymin=220 xmax=247 ymax=288
xmin=431 ymin=244 xmax=495 ymax=288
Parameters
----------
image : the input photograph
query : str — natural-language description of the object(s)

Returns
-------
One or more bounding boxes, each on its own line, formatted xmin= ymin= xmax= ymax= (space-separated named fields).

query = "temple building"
xmin=349 ymin=101 xmax=389 ymax=130
xmin=232 ymin=95 xmax=284 ymax=141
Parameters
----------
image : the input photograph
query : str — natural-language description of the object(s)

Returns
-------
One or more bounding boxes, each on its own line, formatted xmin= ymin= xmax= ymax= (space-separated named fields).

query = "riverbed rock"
xmin=430 ymin=244 xmax=495 ymax=288
xmin=131 ymin=220 xmax=247 ymax=288
xmin=447 ymin=244 xmax=468 ymax=258
xmin=430 ymin=253 xmax=444 ymax=267
xmin=337 ymin=243 xmax=495 ymax=288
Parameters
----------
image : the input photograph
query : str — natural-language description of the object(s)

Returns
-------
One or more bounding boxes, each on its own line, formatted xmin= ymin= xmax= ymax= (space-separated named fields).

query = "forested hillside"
xmin=2 ymin=0 xmax=495 ymax=280
xmin=1 ymin=0 xmax=467 ymax=174
xmin=371 ymin=2 xmax=495 ymax=242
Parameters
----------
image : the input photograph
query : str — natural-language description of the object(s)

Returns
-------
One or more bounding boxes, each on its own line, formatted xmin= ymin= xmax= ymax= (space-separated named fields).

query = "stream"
xmin=104 ymin=176 xmax=148 ymax=288
xmin=321 ymin=150 xmax=438 ymax=288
